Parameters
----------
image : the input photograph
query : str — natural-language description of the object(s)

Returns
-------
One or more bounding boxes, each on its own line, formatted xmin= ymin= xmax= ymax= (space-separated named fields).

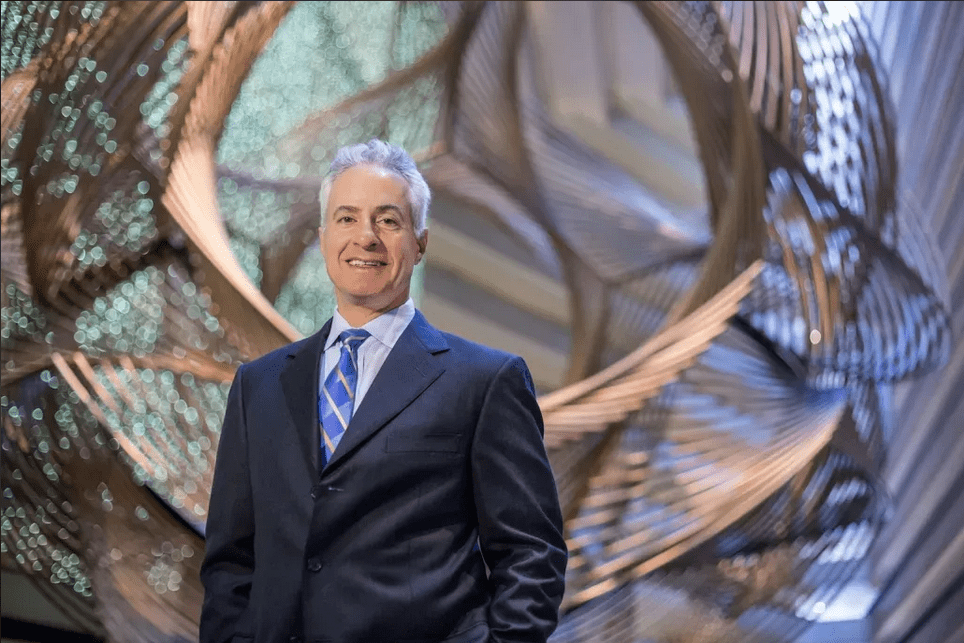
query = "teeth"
xmin=349 ymin=260 xmax=382 ymax=266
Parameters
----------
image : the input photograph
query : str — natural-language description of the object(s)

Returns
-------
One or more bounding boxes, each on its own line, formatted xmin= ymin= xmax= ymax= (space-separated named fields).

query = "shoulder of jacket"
xmin=438 ymin=331 xmax=522 ymax=372
xmin=242 ymin=335 xmax=312 ymax=372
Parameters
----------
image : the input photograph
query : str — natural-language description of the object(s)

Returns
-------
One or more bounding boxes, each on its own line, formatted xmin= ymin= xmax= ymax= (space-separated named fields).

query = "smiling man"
xmin=200 ymin=139 xmax=567 ymax=643
xmin=320 ymin=159 xmax=425 ymax=326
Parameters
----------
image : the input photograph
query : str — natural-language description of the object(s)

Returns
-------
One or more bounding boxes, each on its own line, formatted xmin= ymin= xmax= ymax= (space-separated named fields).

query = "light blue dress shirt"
xmin=320 ymin=298 xmax=416 ymax=411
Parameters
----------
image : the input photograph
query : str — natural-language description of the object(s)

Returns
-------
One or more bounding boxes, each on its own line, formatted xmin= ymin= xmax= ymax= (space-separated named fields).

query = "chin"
xmin=341 ymin=280 xmax=388 ymax=299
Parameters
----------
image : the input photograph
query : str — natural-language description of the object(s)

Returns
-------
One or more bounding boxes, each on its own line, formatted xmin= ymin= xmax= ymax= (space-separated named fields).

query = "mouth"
xmin=346 ymin=258 xmax=387 ymax=267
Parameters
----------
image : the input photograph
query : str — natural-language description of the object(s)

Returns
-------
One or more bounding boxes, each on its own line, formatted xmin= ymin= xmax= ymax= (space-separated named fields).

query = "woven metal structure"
xmin=1 ymin=2 xmax=952 ymax=642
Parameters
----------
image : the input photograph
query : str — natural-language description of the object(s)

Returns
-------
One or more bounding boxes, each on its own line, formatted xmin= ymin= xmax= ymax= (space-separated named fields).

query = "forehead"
xmin=327 ymin=164 xmax=410 ymax=211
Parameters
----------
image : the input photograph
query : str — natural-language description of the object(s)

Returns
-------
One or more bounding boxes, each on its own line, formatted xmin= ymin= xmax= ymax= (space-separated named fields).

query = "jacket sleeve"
xmin=199 ymin=363 xmax=255 ymax=643
xmin=471 ymin=356 xmax=568 ymax=642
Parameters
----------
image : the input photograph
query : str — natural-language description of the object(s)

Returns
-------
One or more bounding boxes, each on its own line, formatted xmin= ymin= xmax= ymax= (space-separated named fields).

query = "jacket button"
xmin=289 ymin=637 xmax=303 ymax=643
xmin=310 ymin=484 xmax=322 ymax=499
xmin=307 ymin=557 xmax=323 ymax=572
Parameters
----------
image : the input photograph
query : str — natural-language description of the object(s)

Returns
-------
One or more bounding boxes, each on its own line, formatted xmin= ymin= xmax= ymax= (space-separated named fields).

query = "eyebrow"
xmin=374 ymin=204 xmax=405 ymax=216
xmin=331 ymin=204 xmax=406 ymax=216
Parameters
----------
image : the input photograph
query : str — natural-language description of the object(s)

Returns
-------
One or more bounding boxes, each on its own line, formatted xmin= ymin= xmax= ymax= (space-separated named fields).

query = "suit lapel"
xmin=325 ymin=310 xmax=448 ymax=472
xmin=280 ymin=320 xmax=330 ymax=474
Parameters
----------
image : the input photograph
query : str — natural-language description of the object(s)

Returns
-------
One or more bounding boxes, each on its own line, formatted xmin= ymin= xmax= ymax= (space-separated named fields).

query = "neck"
xmin=336 ymin=295 xmax=408 ymax=328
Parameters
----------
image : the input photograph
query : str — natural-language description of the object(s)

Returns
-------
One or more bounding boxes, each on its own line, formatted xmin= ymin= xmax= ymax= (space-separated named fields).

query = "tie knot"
xmin=338 ymin=329 xmax=370 ymax=352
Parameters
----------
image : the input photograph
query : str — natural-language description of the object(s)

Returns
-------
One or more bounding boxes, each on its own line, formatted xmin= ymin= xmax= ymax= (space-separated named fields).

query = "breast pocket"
xmin=385 ymin=432 xmax=462 ymax=453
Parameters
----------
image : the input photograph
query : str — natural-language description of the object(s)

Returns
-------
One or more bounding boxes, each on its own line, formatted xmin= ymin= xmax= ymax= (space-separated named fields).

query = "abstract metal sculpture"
xmin=1 ymin=2 xmax=950 ymax=642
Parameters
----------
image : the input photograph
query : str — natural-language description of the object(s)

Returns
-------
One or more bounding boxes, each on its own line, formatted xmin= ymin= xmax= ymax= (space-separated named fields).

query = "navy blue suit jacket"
xmin=200 ymin=310 xmax=567 ymax=643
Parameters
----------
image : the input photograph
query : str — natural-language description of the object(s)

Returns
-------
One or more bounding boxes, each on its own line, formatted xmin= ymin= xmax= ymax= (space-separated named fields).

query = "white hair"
xmin=319 ymin=138 xmax=430 ymax=237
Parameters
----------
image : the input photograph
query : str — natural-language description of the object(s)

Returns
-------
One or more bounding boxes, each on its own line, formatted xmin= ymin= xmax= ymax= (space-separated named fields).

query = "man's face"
xmin=320 ymin=164 xmax=426 ymax=316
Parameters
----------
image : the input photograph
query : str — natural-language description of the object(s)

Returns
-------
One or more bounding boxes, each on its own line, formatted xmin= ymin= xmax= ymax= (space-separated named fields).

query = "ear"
xmin=415 ymin=231 xmax=428 ymax=264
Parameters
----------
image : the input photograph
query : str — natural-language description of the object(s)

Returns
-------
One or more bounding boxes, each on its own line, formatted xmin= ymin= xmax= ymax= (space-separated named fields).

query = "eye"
xmin=378 ymin=215 xmax=400 ymax=228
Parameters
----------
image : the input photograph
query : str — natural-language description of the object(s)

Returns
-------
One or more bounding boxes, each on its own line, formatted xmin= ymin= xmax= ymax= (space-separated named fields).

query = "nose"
xmin=355 ymin=220 xmax=379 ymax=248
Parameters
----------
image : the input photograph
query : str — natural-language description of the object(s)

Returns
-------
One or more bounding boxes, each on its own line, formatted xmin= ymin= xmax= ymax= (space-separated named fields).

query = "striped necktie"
xmin=319 ymin=329 xmax=371 ymax=465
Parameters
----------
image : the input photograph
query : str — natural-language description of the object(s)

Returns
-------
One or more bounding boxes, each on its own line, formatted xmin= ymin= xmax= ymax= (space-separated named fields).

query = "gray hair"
xmin=319 ymin=139 xmax=430 ymax=237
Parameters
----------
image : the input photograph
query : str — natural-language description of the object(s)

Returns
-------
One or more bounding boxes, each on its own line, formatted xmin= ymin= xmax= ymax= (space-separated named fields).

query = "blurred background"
xmin=1 ymin=2 xmax=960 ymax=642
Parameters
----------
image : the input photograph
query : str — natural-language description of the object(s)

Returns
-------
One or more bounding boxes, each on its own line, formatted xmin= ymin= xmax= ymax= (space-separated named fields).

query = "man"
xmin=200 ymin=139 xmax=567 ymax=643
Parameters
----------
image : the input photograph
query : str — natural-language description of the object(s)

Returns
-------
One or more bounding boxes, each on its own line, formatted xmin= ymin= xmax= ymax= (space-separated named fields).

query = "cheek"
xmin=320 ymin=237 xmax=336 ymax=262
xmin=322 ymin=237 xmax=350 ymax=266
xmin=393 ymin=256 xmax=417 ymax=279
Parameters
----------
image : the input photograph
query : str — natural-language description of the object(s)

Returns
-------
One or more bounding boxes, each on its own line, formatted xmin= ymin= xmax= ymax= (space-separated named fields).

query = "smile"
xmin=347 ymin=259 xmax=387 ymax=267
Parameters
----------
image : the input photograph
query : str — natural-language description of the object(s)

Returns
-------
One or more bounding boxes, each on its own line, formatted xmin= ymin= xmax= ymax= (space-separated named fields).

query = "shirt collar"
xmin=325 ymin=298 xmax=416 ymax=351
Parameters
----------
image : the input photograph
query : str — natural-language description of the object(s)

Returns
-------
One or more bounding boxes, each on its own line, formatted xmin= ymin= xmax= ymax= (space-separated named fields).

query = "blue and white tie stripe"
xmin=319 ymin=329 xmax=370 ymax=465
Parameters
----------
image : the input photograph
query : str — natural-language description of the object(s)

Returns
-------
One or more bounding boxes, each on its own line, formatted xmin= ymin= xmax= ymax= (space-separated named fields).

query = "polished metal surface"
xmin=1 ymin=2 xmax=953 ymax=642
